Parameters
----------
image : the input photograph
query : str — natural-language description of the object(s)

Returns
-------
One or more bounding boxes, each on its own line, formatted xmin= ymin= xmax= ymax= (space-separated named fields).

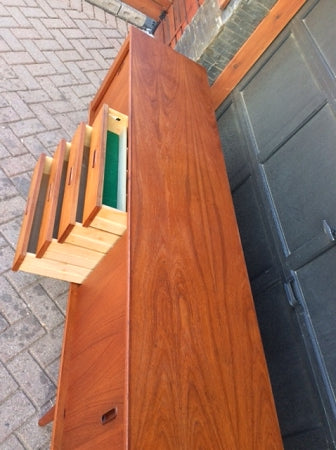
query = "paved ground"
xmin=0 ymin=1 xmax=127 ymax=448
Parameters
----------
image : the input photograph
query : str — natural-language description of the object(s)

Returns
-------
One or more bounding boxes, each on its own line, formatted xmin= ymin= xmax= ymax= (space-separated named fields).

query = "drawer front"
xmin=12 ymin=154 xmax=51 ymax=271
xmin=58 ymin=122 xmax=88 ymax=243
xmin=83 ymin=104 xmax=128 ymax=229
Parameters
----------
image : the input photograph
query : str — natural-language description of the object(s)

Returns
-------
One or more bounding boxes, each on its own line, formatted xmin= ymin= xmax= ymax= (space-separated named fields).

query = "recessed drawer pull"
xmin=68 ymin=167 xmax=73 ymax=185
xmin=92 ymin=149 xmax=97 ymax=168
xmin=101 ymin=407 xmax=117 ymax=425
xmin=47 ymin=182 xmax=53 ymax=202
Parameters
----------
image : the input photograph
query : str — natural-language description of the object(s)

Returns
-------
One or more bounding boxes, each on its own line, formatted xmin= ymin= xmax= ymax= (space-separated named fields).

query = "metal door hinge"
xmin=284 ymin=277 xmax=301 ymax=308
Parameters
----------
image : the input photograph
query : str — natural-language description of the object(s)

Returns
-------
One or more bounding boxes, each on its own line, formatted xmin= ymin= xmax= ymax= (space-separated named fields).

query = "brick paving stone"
xmin=3 ymin=91 xmax=35 ymax=120
xmin=0 ymin=38 xmax=10 ymax=52
xmin=22 ymin=40 xmax=48 ymax=63
xmin=7 ymin=351 xmax=55 ymax=408
xmin=16 ymin=414 xmax=53 ymax=450
xmin=0 ymin=168 xmax=18 ymax=200
xmin=6 ymin=7 xmax=31 ymax=28
xmin=0 ymin=277 xmax=29 ymax=324
xmin=19 ymin=135 xmax=46 ymax=158
xmin=0 ymin=246 xmax=15 ymax=275
xmin=0 ymin=196 xmax=26 ymax=225
xmin=30 ymin=103 xmax=60 ymax=130
xmin=0 ymin=434 xmax=25 ymax=450
xmin=0 ymin=1 xmax=128 ymax=447
xmin=11 ymin=65 xmax=41 ymax=90
xmin=22 ymin=284 xmax=64 ymax=331
xmin=0 ymin=391 xmax=35 ymax=443
xmin=0 ymin=314 xmax=45 ymax=363
xmin=38 ymin=277 xmax=68 ymax=300
xmin=0 ymin=106 xmax=20 ymax=123
xmin=11 ymin=173 xmax=31 ymax=198
xmin=0 ymin=362 xmax=18 ymax=402
xmin=29 ymin=323 xmax=64 ymax=368
xmin=0 ymin=314 xmax=8 ymax=333
xmin=0 ymin=128 xmax=26 ymax=156
xmin=9 ymin=117 xmax=45 ymax=138
xmin=5 ymin=270 xmax=40 ymax=293
xmin=2 ymin=51 xmax=34 ymax=65
xmin=0 ymin=143 xmax=10 ymax=159
xmin=1 ymin=153 xmax=37 ymax=177
xmin=45 ymin=358 xmax=60 ymax=385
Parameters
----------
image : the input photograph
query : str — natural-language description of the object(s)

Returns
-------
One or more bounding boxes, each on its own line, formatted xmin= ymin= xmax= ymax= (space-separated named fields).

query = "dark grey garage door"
xmin=217 ymin=0 xmax=336 ymax=448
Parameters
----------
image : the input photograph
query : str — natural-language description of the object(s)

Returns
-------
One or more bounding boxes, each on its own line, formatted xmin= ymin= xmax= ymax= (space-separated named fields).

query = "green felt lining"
xmin=102 ymin=131 xmax=119 ymax=209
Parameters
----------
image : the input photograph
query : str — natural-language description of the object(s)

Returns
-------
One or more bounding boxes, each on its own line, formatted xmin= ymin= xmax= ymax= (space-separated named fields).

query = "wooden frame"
xmin=12 ymin=154 xmax=90 ymax=284
xmin=47 ymin=27 xmax=282 ymax=449
xmin=83 ymin=104 xmax=128 ymax=233
xmin=211 ymin=0 xmax=308 ymax=109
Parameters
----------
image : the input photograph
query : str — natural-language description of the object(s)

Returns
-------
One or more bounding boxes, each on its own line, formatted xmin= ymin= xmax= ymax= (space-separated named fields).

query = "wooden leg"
xmin=38 ymin=405 xmax=55 ymax=426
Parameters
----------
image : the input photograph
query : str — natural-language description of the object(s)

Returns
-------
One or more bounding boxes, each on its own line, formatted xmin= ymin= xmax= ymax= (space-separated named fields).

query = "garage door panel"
xmin=304 ymin=0 xmax=336 ymax=77
xmin=297 ymin=247 xmax=336 ymax=396
xmin=217 ymin=0 xmax=336 ymax=445
xmin=217 ymin=102 xmax=249 ymax=187
xmin=255 ymin=282 xmax=329 ymax=443
xmin=263 ymin=104 xmax=336 ymax=254
xmin=242 ymin=34 xmax=325 ymax=162
xmin=232 ymin=177 xmax=274 ymax=282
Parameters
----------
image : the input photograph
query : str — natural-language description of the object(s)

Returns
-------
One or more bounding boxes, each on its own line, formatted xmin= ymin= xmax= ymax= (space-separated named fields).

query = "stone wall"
xmin=175 ymin=0 xmax=277 ymax=84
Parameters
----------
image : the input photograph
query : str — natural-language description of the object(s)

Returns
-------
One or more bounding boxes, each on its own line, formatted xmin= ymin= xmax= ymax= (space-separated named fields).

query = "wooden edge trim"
xmin=88 ymin=35 xmax=130 ymax=125
xmin=38 ymin=405 xmax=55 ymax=426
xmin=51 ymin=283 xmax=79 ymax=448
xmin=218 ymin=0 xmax=231 ymax=10
xmin=82 ymin=104 xmax=108 ymax=227
xmin=12 ymin=154 xmax=47 ymax=271
xmin=57 ymin=123 xmax=86 ymax=243
xmin=211 ymin=0 xmax=308 ymax=110
xmin=36 ymin=140 xmax=66 ymax=258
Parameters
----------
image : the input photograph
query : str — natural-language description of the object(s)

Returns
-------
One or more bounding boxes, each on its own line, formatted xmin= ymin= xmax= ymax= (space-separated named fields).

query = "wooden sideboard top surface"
xmin=52 ymin=27 xmax=282 ymax=449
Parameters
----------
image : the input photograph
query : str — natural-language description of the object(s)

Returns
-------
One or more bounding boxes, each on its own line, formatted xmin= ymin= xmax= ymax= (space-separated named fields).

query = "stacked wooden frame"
xmin=12 ymin=105 xmax=128 ymax=284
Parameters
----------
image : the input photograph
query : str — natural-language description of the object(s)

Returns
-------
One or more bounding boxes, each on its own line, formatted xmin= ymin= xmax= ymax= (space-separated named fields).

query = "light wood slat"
xmin=89 ymin=207 xmax=127 ymax=235
xmin=211 ymin=0 xmax=307 ymax=109
xmin=58 ymin=123 xmax=87 ymax=242
xmin=42 ymin=241 xmax=102 ymax=269
xmin=12 ymin=154 xmax=51 ymax=271
xmin=63 ymin=224 xmax=120 ymax=253
xmin=19 ymin=254 xmax=89 ymax=284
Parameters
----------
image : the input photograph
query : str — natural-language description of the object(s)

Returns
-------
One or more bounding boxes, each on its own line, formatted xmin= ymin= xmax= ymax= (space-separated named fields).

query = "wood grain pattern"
xmin=58 ymin=123 xmax=86 ymax=242
xmin=83 ymin=104 xmax=128 ymax=227
xmin=63 ymin=224 xmax=119 ymax=253
xmin=128 ymin=27 xmax=282 ymax=449
xmin=12 ymin=154 xmax=47 ymax=270
xmin=211 ymin=0 xmax=307 ymax=109
xmin=38 ymin=405 xmax=55 ymax=426
xmin=89 ymin=207 xmax=127 ymax=235
xmin=51 ymin=234 xmax=128 ymax=449
xmin=82 ymin=104 xmax=108 ymax=226
xmin=89 ymin=38 xmax=130 ymax=123
xmin=18 ymin=254 xmax=90 ymax=283
xmin=36 ymin=140 xmax=66 ymax=257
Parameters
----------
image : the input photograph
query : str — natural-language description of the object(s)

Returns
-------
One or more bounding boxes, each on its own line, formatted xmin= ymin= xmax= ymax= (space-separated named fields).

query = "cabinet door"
xmin=52 ymin=233 xmax=128 ymax=449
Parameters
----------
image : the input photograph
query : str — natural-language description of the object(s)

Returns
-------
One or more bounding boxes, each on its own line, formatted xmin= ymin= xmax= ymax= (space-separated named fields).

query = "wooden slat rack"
xmin=12 ymin=106 xmax=128 ymax=284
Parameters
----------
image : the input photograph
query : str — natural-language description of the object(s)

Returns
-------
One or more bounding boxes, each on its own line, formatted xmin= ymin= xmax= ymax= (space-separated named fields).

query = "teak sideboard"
xmin=45 ymin=27 xmax=283 ymax=449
